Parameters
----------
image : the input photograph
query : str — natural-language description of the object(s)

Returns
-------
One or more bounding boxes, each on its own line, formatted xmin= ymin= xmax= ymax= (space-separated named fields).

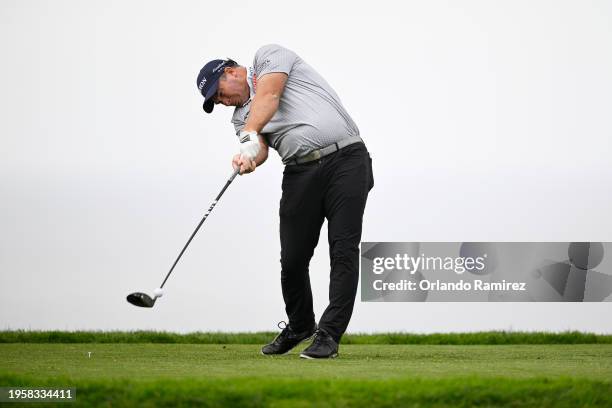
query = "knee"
xmin=329 ymin=242 xmax=359 ymax=264
xmin=280 ymin=253 xmax=310 ymax=278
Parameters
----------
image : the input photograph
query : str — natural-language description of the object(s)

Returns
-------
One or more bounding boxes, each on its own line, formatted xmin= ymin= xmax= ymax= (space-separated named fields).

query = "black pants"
xmin=279 ymin=142 xmax=374 ymax=343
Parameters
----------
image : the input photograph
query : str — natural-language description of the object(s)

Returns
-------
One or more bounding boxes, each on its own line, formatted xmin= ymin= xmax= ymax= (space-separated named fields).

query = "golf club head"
xmin=126 ymin=292 xmax=156 ymax=308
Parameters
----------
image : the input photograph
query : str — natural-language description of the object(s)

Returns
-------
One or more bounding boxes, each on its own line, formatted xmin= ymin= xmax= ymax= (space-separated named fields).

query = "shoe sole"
xmin=260 ymin=332 xmax=317 ymax=356
xmin=299 ymin=352 xmax=338 ymax=359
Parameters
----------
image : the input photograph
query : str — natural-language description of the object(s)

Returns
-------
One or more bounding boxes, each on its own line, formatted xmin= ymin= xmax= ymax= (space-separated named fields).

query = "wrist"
xmin=239 ymin=129 xmax=258 ymax=143
xmin=239 ymin=130 xmax=261 ymax=161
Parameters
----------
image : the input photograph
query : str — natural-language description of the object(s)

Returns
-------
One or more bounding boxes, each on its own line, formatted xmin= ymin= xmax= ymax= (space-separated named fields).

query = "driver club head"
xmin=127 ymin=292 xmax=157 ymax=308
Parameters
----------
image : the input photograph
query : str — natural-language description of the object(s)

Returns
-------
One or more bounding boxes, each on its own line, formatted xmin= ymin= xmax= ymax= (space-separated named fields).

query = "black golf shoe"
xmin=299 ymin=328 xmax=339 ymax=359
xmin=261 ymin=321 xmax=317 ymax=355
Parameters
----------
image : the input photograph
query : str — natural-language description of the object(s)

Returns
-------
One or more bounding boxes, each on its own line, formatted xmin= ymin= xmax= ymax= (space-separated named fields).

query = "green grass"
xmin=1 ymin=330 xmax=611 ymax=344
xmin=1 ymin=342 xmax=611 ymax=407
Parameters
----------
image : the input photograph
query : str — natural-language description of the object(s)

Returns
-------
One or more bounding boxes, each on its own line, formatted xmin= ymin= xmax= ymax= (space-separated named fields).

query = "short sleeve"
xmin=253 ymin=44 xmax=297 ymax=78
xmin=231 ymin=105 xmax=249 ymax=135
xmin=232 ymin=120 xmax=244 ymax=135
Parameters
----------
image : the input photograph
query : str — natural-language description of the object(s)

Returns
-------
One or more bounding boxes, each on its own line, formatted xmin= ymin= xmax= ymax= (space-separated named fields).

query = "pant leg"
xmin=279 ymin=163 xmax=325 ymax=332
xmin=318 ymin=143 xmax=374 ymax=342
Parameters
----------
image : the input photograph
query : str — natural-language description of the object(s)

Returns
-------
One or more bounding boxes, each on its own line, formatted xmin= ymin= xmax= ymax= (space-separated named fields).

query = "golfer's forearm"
xmin=243 ymin=93 xmax=280 ymax=134
xmin=254 ymin=140 xmax=268 ymax=166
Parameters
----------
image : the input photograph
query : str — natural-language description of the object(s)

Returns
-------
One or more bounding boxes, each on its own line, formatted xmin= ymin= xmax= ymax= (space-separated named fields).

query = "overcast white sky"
xmin=1 ymin=0 xmax=611 ymax=333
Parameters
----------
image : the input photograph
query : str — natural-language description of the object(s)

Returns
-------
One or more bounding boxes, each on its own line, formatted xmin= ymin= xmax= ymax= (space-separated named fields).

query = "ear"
xmin=224 ymin=66 xmax=237 ymax=77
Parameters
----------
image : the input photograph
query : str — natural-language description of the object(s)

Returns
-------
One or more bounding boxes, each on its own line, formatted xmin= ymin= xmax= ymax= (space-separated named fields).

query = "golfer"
xmin=196 ymin=44 xmax=373 ymax=359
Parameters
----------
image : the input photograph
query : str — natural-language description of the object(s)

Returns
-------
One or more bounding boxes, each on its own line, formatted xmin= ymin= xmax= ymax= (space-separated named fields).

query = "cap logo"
xmin=212 ymin=61 xmax=226 ymax=73
xmin=198 ymin=77 xmax=207 ymax=91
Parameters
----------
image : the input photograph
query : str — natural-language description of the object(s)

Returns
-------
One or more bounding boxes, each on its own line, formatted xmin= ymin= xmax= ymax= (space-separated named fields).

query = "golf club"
xmin=127 ymin=167 xmax=241 ymax=308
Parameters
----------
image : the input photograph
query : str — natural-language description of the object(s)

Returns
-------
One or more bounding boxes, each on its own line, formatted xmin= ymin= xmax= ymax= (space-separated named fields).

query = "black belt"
xmin=285 ymin=137 xmax=364 ymax=165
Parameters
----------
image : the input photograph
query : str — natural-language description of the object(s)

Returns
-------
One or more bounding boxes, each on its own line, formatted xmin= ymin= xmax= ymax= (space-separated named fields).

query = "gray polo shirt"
xmin=231 ymin=44 xmax=360 ymax=164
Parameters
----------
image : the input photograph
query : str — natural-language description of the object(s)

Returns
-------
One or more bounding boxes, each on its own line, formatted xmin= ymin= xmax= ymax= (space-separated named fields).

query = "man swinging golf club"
xmin=197 ymin=44 xmax=373 ymax=359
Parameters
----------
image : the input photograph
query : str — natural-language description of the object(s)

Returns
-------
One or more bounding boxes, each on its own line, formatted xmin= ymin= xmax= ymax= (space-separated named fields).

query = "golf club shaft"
xmin=159 ymin=167 xmax=241 ymax=288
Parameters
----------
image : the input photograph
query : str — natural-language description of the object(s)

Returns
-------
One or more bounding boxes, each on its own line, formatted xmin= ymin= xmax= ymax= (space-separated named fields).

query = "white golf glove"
xmin=238 ymin=130 xmax=261 ymax=161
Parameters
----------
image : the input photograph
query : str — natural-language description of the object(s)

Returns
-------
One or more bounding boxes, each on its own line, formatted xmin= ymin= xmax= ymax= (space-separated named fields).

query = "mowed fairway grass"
xmin=1 ymin=332 xmax=611 ymax=407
